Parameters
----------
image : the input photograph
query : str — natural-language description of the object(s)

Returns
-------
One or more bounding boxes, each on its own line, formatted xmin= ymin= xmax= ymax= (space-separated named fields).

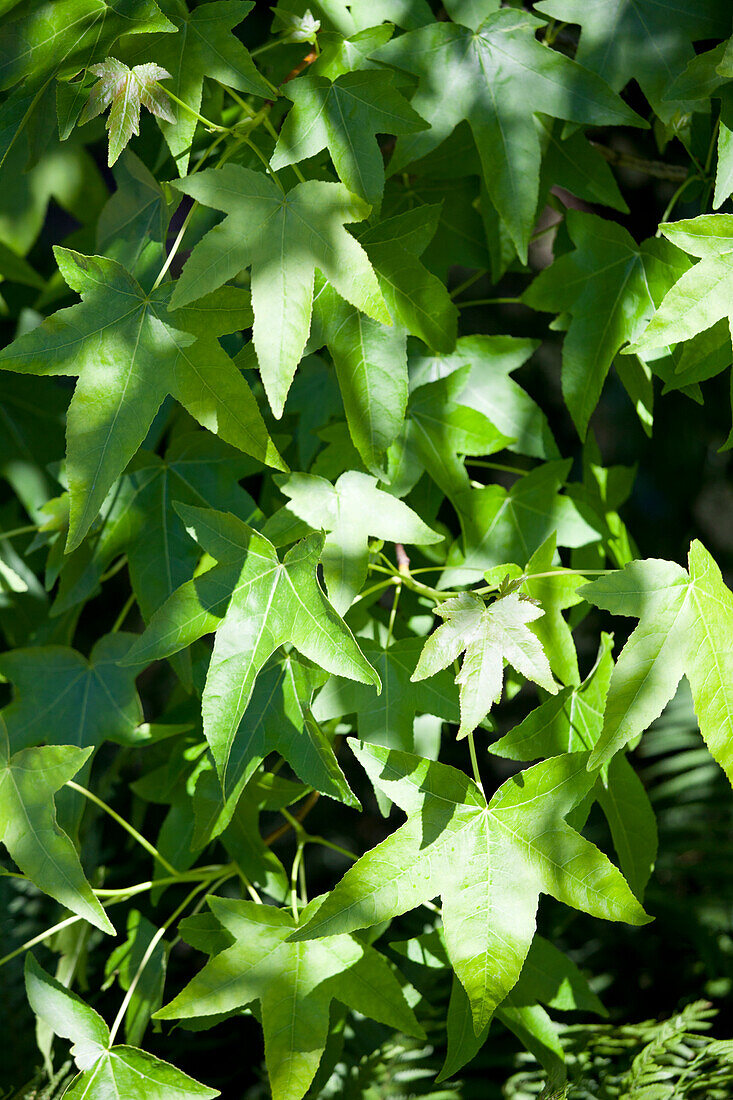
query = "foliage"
xmin=2 ymin=1 xmax=733 ymax=1098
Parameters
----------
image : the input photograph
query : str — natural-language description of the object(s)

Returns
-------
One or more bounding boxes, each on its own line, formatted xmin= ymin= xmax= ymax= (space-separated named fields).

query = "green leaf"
xmin=629 ymin=215 xmax=733 ymax=354
xmin=442 ymin=461 xmax=601 ymax=588
xmin=523 ymin=211 xmax=690 ymax=438
xmin=386 ymin=369 xmax=512 ymax=501
xmin=0 ymin=250 xmax=283 ymax=550
xmin=122 ymin=0 xmax=272 ymax=174
xmin=413 ymin=591 xmax=558 ymax=739
xmin=358 ymin=209 xmax=459 ymax=352
xmin=291 ymin=743 xmax=648 ymax=1032
xmin=265 ymin=469 xmax=442 ymax=612
xmin=272 ymin=69 xmax=428 ymax=207
xmin=313 ymin=636 xmax=459 ymax=752
xmin=582 ymin=541 xmax=733 ymax=786
xmin=535 ymin=0 xmax=730 ymax=119
xmin=125 ymin=504 xmax=380 ymax=795
xmin=26 ymin=954 xmax=218 ymax=1098
xmin=155 ymin=896 xmax=424 ymax=1100
xmin=25 ymin=953 xmax=110 ymax=1071
xmin=372 ymin=8 xmax=644 ymax=258
xmin=0 ymin=633 xmax=143 ymax=753
xmin=493 ymin=633 xmax=614 ymax=761
xmin=79 ymin=57 xmax=176 ymax=165
xmin=0 ymin=718 xmax=113 ymax=933
xmin=202 ymin=653 xmax=359 ymax=838
xmin=171 ymin=166 xmax=389 ymax=416
xmin=52 ymin=431 xmax=260 ymax=628
xmin=312 ymin=277 xmax=408 ymax=475
xmin=0 ymin=0 xmax=175 ymax=164
xmin=408 ymin=335 xmax=559 ymax=461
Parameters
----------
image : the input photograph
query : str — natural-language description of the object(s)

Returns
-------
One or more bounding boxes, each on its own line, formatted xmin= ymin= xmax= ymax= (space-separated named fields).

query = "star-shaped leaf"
xmin=313 ymin=636 xmax=460 ymax=752
xmin=195 ymin=653 xmax=359 ymax=846
xmin=0 ymin=251 xmax=283 ymax=551
xmin=523 ymin=211 xmax=690 ymax=438
xmin=0 ymin=718 xmax=113 ymax=933
xmin=156 ymin=896 xmax=424 ymax=1100
xmin=628 ymin=215 xmax=733 ymax=355
xmin=535 ymin=0 xmax=730 ymax=119
xmin=125 ymin=504 xmax=380 ymax=797
xmin=25 ymin=955 xmax=218 ymax=1099
xmin=0 ymin=632 xmax=143 ymax=754
xmin=493 ymin=633 xmax=614 ymax=762
xmin=0 ymin=0 xmax=175 ymax=166
xmin=52 ymin=431 xmax=260 ymax=626
xmin=122 ymin=0 xmax=272 ymax=175
xmin=408 ymin=335 xmax=559 ymax=461
xmin=413 ymin=591 xmax=558 ymax=739
xmin=371 ymin=8 xmax=643 ymax=258
xmin=292 ymin=743 xmax=648 ymax=1033
xmin=386 ymin=369 xmax=513 ymax=502
xmin=582 ymin=540 xmax=733 ymax=787
xmin=171 ymin=166 xmax=389 ymax=416
xmin=492 ymin=632 xmax=657 ymax=901
xmin=441 ymin=461 xmax=602 ymax=588
xmin=80 ymin=57 xmax=175 ymax=165
xmin=272 ymin=69 xmax=427 ymax=207
xmin=264 ymin=469 xmax=442 ymax=613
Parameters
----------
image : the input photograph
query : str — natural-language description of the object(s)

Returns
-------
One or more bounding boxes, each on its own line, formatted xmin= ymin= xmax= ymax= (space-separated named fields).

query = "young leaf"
xmin=170 ymin=166 xmax=389 ymax=416
xmin=80 ymin=57 xmax=175 ymax=166
xmin=582 ymin=541 xmax=733 ymax=786
xmin=265 ymin=469 xmax=442 ymax=613
xmin=155 ymin=896 xmax=424 ymax=1100
xmin=125 ymin=505 xmax=380 ymax=796
xmin=0 ymin=0 xmax=175 ymax=165
xmin=523 ymin=211 xmax=689 ymax=438
xmin=412 ymin=591 xmax=558 ymax=739
xmin=121 ymin=0 xmax=272 ymax=174
xmin=25 ymin=954 xmax=218 ymax=1099
xmin=291 ymin=743 xmax=649 ymax=1033
xmin=272 ymin=69 xmax=428 ymax=207
xmin=371 ymin=8 xmax=644 ymax=258
xmin=0 ymin=718 xmax=113 ymax=933
xmin=0 ymin=251 xmax=283 ymax=550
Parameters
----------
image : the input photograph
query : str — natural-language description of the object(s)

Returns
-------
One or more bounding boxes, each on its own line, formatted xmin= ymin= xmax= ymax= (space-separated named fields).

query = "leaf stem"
xmin=0 ymin=524 xmax=38 ymax=540
xmin=456 ymin=297 xmax=523 ymax=309
xmin=467 ymin=732 xmax=485 ymax=797
xmin=386 ymin=580 xmax=402 ymax=645
xmin=450 ymin=269 xmax=487 ymax=299
xmin=111 ymin=592 xmax=135 ymax=633
xmin=156 ymin=83 xmax=230 ymax=133
xmin=467 ymin=459 xmax=529 ymax=475
xmin=108 ymin=878 xmax=212 ymax=1045
xmin=66 ymin=781 xmax=179 ymax=877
